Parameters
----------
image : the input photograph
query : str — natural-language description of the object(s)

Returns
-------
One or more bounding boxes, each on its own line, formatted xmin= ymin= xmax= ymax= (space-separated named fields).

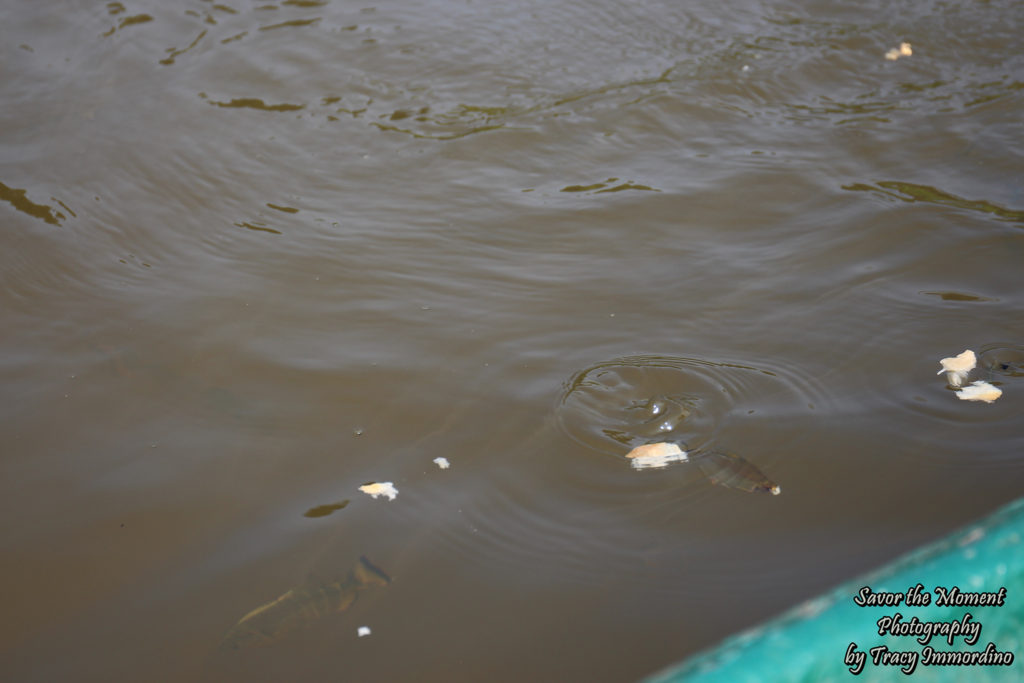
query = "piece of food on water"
xmin=433 ymin=457 xmax=450 ymax=469
xmin=885 ymin=42 xmax=912 ymax=60
xmin=359 ymin=482 xmax=398 ymax=500
xmin=937 ymin=349 xmax=976 ymax=387
xmin=956 ymin=380 xmax=1002 ymax=403
xmin=626 ymin=442 xmax=688 ymax=469
xmin=696 ymin=451 xmax=781 ymax=495
xmin=221 ymin=556 xmax=390 ymax=649
xmin=357 ymin=626 xmax=371 ymax=637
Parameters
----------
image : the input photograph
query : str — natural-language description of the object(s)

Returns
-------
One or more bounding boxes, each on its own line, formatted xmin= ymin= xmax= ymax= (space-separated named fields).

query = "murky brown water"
xmin=2 ymin=0 xmax=1022 ymax=680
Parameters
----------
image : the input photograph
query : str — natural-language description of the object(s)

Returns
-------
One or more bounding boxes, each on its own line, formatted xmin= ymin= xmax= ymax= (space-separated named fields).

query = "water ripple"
xmin=557 ymin=353 xmax=826 ymax=458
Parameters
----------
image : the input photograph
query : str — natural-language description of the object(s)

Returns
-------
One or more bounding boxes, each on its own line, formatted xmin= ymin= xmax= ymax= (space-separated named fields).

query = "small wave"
xmin=556 ymin=353 xmax=823 ymax=459
xmin=978 ymin=343 xmax=1024 ymax=378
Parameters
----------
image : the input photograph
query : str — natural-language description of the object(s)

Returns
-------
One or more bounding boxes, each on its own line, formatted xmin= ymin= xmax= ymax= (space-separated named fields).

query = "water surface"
xmin=2 ymin=0 xmax=1022 ymax=680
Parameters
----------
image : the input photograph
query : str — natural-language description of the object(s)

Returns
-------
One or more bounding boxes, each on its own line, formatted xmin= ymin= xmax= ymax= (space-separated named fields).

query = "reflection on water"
xmin=843 ymin=181 xmax=1024 ymax=224
xmin=0 ymin=181 xmax=65 ymax=225
xmin=2 ymin=0 xmax=1023 ymax=680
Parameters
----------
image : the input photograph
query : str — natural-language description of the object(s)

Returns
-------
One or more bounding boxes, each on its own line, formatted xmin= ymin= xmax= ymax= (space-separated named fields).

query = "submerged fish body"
xmin=623 ymin=441 xmax=780 ymax=494
xmin=221 ymin=555 xmax=390 ymax=650
xmin=695 ymin=451 xmax=781 ymax=495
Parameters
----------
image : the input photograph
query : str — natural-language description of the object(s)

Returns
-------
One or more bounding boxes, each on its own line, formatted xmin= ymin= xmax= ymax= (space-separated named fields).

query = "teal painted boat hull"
xmin=645 ymin=497 xmax=1024 ymax=682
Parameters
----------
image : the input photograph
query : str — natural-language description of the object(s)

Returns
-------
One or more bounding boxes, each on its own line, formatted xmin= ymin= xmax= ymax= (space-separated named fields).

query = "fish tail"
xmin=354 ymin=555 xmax=391 ymax=587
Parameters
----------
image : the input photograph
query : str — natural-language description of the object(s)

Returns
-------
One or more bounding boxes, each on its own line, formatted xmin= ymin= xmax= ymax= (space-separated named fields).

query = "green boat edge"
xmin=643 ymin=496 xmax=1024 ymax=682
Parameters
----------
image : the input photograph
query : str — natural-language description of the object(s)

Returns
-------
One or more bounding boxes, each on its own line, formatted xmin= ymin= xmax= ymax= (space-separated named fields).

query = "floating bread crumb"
xmin=937 ymin=349 xmax=976 ymax=387
xmin=357 ymin=626 xmax=371 ymax=637
xmin=359 ymin=482 xmax=398 ymax=500
xmin=885 ymin=42 xmax=912 ymax=61
xmin=433 ymin=457 xmax=450 ymax=469
xmin=626 ymin=442 xmax=688 ymax=469
xmin=956 ymin=381 xmax=1002 ymax=403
